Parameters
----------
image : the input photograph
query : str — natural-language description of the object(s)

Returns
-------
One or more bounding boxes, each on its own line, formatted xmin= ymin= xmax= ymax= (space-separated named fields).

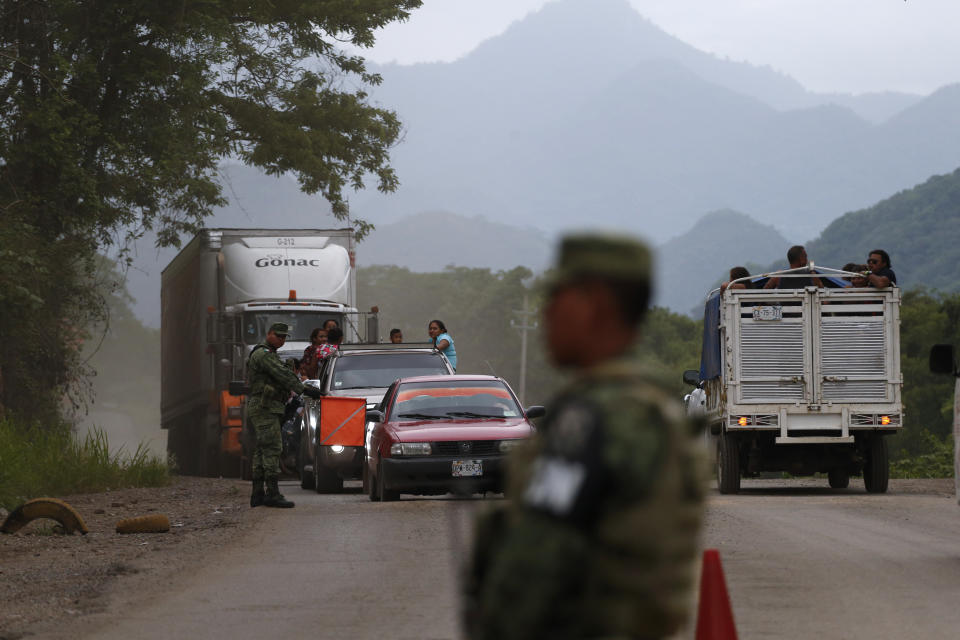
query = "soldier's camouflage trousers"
xmin=249 ymin=412 xmax=283 ymax=482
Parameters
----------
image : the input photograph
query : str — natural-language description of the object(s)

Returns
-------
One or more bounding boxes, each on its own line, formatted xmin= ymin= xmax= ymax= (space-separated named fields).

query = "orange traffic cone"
xmin=695 ymin=549 xmax=738 ymax=640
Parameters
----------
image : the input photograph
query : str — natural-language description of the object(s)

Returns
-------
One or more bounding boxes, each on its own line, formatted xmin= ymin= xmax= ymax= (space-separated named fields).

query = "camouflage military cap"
xmin=268 ymin=322 xmax=290 ymax=336
xmin=545 ymin=233 xmax=652 ymax=291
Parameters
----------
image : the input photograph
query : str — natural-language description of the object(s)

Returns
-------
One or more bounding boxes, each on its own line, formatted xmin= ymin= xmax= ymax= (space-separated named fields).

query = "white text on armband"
xmin=523 ymin=456 xmax=586 ymax=516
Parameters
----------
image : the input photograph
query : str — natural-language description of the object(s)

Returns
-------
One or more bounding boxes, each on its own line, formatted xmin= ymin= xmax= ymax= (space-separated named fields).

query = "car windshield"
xmin=331 ymin=353 xmax=450 ymax=390
xmin=390 ymin=380 xmax=521 ymax=421
xmin=243 ymin=311 xmax=342 ymax=345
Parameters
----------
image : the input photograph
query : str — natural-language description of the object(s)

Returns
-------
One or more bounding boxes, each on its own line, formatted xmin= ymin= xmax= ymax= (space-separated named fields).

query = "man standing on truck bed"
xmin=764 ymin=245 xmax=823 ymax=289
xmin=464 ymin=234 xmax=707 ymax=640
xmin=248 ymin=322 xmax=322 ymax=508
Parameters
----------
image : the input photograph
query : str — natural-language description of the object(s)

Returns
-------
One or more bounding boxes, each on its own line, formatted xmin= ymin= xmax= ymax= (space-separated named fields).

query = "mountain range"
xmin=349 ymin=0 xmax=958 ymax=242
xmin=122 ymin=0 xmax=960 ymax=324
xmin=805 ymin=167 xmax=960 ymax=292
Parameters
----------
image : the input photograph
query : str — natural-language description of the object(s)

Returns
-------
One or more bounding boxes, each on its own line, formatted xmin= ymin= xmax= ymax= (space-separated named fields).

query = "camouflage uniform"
xmin=464 ymin=235 xmax=707 ymax=640
xmin=247 ymin=323 xmax=305 ymax=506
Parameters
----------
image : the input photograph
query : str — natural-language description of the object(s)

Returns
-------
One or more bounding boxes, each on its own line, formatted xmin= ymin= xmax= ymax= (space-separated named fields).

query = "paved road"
xmin=705 ymin=478 xmax=960 ymax=640
xmin=84 ymin=481 xmax=477 ymax=640
xmin=78 ymin=478 xmax=960 ymax=640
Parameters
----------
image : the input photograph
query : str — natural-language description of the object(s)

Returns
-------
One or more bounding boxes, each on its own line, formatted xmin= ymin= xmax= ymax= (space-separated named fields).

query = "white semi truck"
xmin=685 ymin=266 xmax=903 ymax=494
xmin=161 ymin=228 xmax=377 ymax=476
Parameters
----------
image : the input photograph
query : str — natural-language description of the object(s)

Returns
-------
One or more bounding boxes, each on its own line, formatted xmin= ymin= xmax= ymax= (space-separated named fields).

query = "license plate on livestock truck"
xmin=452 ymin=460 xmax=483 ymax=477
xmin=752 ymin=305 xmax=782 ymax=321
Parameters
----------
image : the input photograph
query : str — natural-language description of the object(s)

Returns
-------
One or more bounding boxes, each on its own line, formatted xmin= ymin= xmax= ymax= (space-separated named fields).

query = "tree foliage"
xmin=357 ymin=265 xmax=703 ymax=406
xmin=892 ymin=289 xmax=960 ymax=463
xmin=806 ymin=168 xmax=960 ymax=292
xmin=0 ymin=0 xmax=421 ymax=418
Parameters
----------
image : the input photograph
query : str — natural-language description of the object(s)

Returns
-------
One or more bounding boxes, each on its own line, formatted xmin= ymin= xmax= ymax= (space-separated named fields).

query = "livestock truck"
xmin=161 ymin=228 xmax=378 ymax=476
xmin=684 ymin=265 xmax=903 ymax=494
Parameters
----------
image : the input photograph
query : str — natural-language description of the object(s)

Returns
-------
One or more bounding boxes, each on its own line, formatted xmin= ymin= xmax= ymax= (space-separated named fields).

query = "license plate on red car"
xmin=452 ymin=460 xmax=483 ymax=477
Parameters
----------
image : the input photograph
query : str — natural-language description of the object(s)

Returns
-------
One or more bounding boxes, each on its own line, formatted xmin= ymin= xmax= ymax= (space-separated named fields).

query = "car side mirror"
xmin=304 ymin=379 xmax=321 ymax=390
xmin=525 ymin=405 xmax=546 ymax=420
xmin=228 ymin=381 xmax=249 ymax=396
xmin=682 ymin=369 xmax=700 ymax=387
xmin=366 ymin=409 xmax=384 ymax=423
xmin=929 ymin=344 xmax=957 ymax=376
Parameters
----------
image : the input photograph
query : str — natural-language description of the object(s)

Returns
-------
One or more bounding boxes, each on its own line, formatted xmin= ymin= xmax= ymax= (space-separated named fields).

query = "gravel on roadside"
xmin=0 ymin=476 xmax=265 ymax=640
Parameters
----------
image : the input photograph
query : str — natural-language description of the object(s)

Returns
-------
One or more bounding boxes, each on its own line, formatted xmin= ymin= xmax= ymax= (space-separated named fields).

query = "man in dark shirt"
xmin=866 ymin=249 xmax=897 ymax=288
xmin=764 ymin=245 xmax=823 ymax=289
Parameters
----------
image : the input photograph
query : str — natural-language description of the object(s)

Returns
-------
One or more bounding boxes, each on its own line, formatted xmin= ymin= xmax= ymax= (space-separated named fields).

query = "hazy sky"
xmin=362 ymin=0 xmax=959 ymax=95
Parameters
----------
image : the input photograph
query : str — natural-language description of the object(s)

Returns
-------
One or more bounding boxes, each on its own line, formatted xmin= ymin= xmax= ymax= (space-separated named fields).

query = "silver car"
xmin=299 ymin=344 xmax=454 ymax=492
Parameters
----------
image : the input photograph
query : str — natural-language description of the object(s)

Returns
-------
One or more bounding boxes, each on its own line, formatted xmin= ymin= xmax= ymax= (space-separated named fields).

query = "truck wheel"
xmin=828 ymin=469 xmax=850 ymax=489
xmin=377 ymin=462 xmax=400 ymax=502
xmin=299 ymin=448 xmax=315 ymax=491
xmin=314 ymin=457 xmax=344 ymax=494
xmin=717 ymin=432 xmax=741 ymax=495
xmin=863 ymin=436 xmax=889 ymax=494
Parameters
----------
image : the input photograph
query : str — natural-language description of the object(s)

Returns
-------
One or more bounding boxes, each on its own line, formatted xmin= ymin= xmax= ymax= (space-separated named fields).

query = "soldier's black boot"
xmin=250 ymin=479 xmax=265 ymax=508
xmin=264 ymin=478 xmax=295 ymax=508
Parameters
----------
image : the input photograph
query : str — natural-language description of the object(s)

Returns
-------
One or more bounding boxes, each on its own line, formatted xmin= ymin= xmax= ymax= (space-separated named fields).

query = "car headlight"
xmin=330 ymin=444 xmax=345 ymax=454
xmin=499 ymin=439 xmax=524 ymax=453
xmin=390 ymin=442 xmax=432 ymax=456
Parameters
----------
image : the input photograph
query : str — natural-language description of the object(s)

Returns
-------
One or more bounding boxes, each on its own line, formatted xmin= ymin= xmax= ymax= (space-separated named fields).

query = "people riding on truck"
xmin=865 ymin=249 xmax=897 ymax=288
xmin=695 ymin=257 xmax=904 ymax=494
xmin=764 ymin=245 xmax=824 ymax=289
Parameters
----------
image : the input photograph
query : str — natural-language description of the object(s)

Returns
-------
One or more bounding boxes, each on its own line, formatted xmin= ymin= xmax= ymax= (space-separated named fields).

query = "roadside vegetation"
xmin=0 ymin=420 xmax=170 ymax=511
xmin=890 ymin=432 xmax=955 ymax=479
xmin=0 ymin=2 xmax=421 ymax=423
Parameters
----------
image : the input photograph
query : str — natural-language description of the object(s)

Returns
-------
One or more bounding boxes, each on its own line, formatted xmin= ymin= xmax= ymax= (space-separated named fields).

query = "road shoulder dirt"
xmin=0 ymin=476 xmax=266 ymax=640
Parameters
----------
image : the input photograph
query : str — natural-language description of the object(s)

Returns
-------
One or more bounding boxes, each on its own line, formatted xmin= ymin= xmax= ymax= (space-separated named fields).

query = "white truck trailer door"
xmin=813 ymin=292 xmax=892 ymax=404
xmin=735 ymin=295 xmax=811 ymax=403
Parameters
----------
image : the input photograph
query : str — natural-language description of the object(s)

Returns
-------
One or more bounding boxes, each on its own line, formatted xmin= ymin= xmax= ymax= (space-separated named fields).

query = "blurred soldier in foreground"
xmin=464 ymin=234 xmax=707 ymax=639
xmin=247 ymin=322 xmax=322 ymax=508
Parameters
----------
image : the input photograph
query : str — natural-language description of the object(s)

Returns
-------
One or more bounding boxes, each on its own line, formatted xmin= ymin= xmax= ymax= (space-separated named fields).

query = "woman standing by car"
xmin=428 ymin=319 xmax=457 ymax=371
xmin=300 ymin=327 xmax=328 ymax=379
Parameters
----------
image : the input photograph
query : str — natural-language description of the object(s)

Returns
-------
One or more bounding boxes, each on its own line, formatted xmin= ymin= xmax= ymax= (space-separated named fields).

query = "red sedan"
xmin=363 ymin=375 xmax=544 ymax=501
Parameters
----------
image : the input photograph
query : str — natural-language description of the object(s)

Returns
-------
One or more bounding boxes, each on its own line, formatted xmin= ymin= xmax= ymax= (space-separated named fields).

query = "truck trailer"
xmin=161 ymin=228 xmax=377 ymax=476
xmin=685 ymin=266 xmax=903 ymax=494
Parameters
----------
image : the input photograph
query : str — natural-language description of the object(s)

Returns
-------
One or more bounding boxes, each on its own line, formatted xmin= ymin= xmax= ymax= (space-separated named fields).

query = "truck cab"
xmin=162 ymin=228 xmax=376 ymax=477
xmin=686 ymin=266 xmax=903 ymax=494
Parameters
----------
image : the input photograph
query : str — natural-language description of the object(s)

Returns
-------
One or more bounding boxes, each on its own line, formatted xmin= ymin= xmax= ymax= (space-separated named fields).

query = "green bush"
xmin=890 ymin=430 xmax=955 ymax=479
xmin=0 ymin=419 xmax=171 ymax=510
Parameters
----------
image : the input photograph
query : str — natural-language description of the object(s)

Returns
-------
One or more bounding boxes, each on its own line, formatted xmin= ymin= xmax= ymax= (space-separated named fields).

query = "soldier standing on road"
xmin=464 ymin=234 xmax=708 ymax=640
xmin=247 ymin=322 xmax=322 ymax=508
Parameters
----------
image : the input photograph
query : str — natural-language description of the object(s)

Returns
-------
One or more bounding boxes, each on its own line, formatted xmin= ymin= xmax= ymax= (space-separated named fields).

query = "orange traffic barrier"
xmin=695 ymin=549 xmax=738 ymax=640
xmin=319 ymin=397 xmax=367 ymax=447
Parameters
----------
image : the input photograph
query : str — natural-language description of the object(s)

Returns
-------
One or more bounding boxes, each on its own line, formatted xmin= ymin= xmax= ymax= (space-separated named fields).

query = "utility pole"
xmin=510 ymin=294 xmax=538 ymax=405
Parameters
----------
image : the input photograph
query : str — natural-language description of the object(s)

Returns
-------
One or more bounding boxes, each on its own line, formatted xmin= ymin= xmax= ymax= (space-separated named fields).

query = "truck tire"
xmin=717 ymin=432 xmax=741 ymax=495
xmin=1 ymin=498 xmax=89 ymax=535
xmin=863 ymin=435 xmax=889 ymax=494
xmin=828 ymin=469 xmax=850 ymax=489
xmin=377 ymin=461 xmax=400 ymax=502
xmin=314 ymin=457 xmax=343 ymax=494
